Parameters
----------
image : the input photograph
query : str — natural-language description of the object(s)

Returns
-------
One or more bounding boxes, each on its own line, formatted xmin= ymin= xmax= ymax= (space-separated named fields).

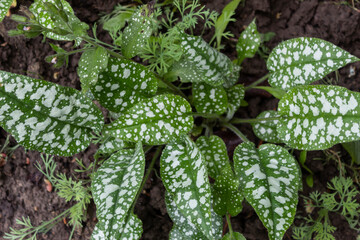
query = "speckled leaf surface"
xmin=92 ymin=58 xmax=158 ymax=113
xmin=91 ymin=143 xmax=145 ymax=239
xmin=161 ymin=136 xmax=213 ymax=239
xmin=226 ymin=84 xmax=245 ymax=119
xmin=252 ymin=110 xmax=282 ymax=143
xmin=192 ymin=83 xmax=228 ymax=115
xmin=0 ymin=0 xmax=12 ymax=22
xmin=233 ymin=142 xmax=300 ymax=240
xmin=166 ymin=192 xmax=222 ymax=240
xmin=103 ymin=94 xmax=193 ymax=145
xmin=77 ymin=47 xmax=108 ymax=92
xmin=222 ymin=232 xmax=246 ymax=240
xmin=213 ymin=165 xmax=243 ymax=216
xmin=196 ymin=135 xmax=231 ymax=179
xmin=91 ymin=212 xmax=142 ymax=240
xmin=171 ymin=33 xmax=240 ymax=87
xmin=121 ymin=10 xmax=152 ymax=59
xmin=277 ymin=85 xmax=360 ymax=150
xmin=94 ymin=136 xmax=129 ymax=160
xmin=236 ymin=19 xmax=261 ymax=64
xmin=267 ymin=37 xmax=359 ymax=90
xmin=29 ymin=0 xmax=79 ymax=41
xmin=0 ymin=71 xmax=103 ymax=156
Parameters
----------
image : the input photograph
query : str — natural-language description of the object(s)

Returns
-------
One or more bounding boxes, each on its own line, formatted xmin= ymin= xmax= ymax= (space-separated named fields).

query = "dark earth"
xmin=1 ymin=0 xmax=360 ymax=239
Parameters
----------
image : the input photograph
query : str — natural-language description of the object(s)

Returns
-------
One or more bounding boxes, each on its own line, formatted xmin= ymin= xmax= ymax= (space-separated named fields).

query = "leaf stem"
xmin=245 ymin=73 xmax=269 ymax=90
xmin=131 ymin=146 xmax=163 ymax=212
xmin=157 ymin=76 xmax=189 ymax=100
xmin=226 ymin=214 xmax=234 ymax=238
xmin=222 ymin=122 xmax=249 ymax=142
xmin=230 ymin=116 xmax=282 ymax=124
xmin=82 ymin=36 xmax=123 ymax=59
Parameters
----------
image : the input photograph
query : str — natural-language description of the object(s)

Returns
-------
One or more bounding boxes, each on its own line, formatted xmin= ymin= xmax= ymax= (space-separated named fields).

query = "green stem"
xmin=131 ymin=146 xmax=163 ymax=212
xmin=245 ymin=73 xmax=269 ymax=90
xmin=231 ymin=116 xmax=282 ymax=124
xmin=82 ymin=36 xmax=123 ymax=59
xmin=226 ymin=214 xmax=234 ymax=238
xmin=222 ymin=122 xmax=249 ymax=142
xmin=191 ymin=113 xmax=220 ymax=119
xmin=158 ymin=76 xmax=189 ymax=100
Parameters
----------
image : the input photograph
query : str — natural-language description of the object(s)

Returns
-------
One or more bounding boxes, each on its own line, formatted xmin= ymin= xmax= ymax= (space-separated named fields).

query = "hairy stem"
xmin=226 ymin=214 xmax=234 ymax=237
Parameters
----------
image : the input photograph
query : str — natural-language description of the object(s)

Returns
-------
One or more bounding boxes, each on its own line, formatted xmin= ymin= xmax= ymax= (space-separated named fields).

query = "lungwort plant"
xmin=2 ymin=0 xmax=360 ymax=239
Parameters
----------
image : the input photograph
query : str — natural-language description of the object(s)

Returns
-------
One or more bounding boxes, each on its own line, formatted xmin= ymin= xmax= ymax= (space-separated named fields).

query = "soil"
xmin=1 ymin=0 xmax=360 ymax=240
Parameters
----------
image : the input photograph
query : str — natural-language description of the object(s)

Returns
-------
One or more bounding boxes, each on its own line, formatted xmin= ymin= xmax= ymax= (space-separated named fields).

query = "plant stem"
xmin=231 ymin=116 xmax=282 ymax=124
xmin=158 ymin=76 xmax=189 ymax=100
xmin=245 ymin=73 xmax=269 ymax=90
xmin=192 ymin=113 xmax=220 ymax=119
xmin=82 ymin=36 xmax=123 ymax=59
xmin=226 ymin=214 xmax=234 ymax=238
xmin=131 ymin=146 xmax=163 ymax=212
xmin=222 ymin=122 xmax=249 ymax=142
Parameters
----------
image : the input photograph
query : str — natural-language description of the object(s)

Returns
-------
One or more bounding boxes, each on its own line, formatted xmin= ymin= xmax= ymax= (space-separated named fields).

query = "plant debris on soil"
xmin=1 ymin=0 xmax=360 ymax=239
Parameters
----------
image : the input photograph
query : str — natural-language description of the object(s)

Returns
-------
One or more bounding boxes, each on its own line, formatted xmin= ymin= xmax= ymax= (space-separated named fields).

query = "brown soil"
xmin=1 ymin=0 xmax=360 ymax=239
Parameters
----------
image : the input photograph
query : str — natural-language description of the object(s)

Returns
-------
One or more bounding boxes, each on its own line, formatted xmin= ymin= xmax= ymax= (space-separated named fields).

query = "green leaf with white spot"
xmin=252 ymin=110 xmax=282 ymax=143
xmin=121 ymin=10 xmax=152 ymax=59
xmin=213 ymin=165 xmax=243 ymax=216
xmin=30 ymin=0 xmax=87 ymax=42
xmin=0 ymin=0 xmax=13 ymax=22
xmin=77 ymin=47 xmax=108 ymax=92
xmin=222 ymin=232 xmax=247 ymax=240
xmin=233 ymin=142 xmax=300 ymax=240
xmin=92 ymin=212 xmax=142 ymax=240
xmin=161 ymin=136 xmax=213 ymax=239
xmin=94 ymin=136 xmax=130 ymax=160
xmin=0 ymin=71 xmax=103 ymax=156
xmin=103 ymin=94 xmax=193 ymax=145
xmin=192 ymin=83 xmax=228 ymax=115
xmin=92 ymin=58 xmax=158 ymax=113
xmin=236 ymin=19 xmax=261 ymax=64
xmin=91 ymin=142 xmax=145 ymax=239
xmin=166 ymin=192 xmax=223 ymax=240
xmin=170 ymin=33 xmax=240 ymax=87
xmin=226 ymin=84 xmax=245 ymax=119
xmin=196 ymin=135 xmax=231 ymax=179
xmin=277 ymin=85 xmax=360 ymax=150
xmin=267 ymin=37 xmax=360 ymax=90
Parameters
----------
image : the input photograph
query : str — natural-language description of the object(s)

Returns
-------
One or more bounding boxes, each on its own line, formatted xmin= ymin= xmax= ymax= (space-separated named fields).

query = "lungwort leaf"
xmin=91 ymin=143 xmax=145 ymax=239
xmin=277 ymin=85 xmax=360 ymax=150
xmin=103 ymin=94 xmax=193 ymax=145
xmin=166 ymin=192 xmax=222 ymax=240
xmin=267 ymin=37 xmax=359 ymax=90
xmin=92 ymin=213 xmax=142 ymax=240
xmin=92 ymin=58 xmax=158 ymax=113
xmin=196 ymin=135 xmax=231 ymax=179
xmin=192 ymin=83 xmax=228 ymax=115
xmin=236 ymin=19 xmax=261 ymax=64
xmin=252 ymin=110 xmax=282 ymax=143
xmin=161 ymin=136 xmax=213 ymax=239
xmin=0 ymin=0 xmax=13 ymax=22
xmin=0 ymin=71 xmax=103 ymax=156
xmin=77 ymin=47 xmax=108 ymax=92
xmin=226 ymin=84 xmax=245 ymax=119
xmin=122 ymin=10 xmax=152 ymax=58
xmin=171 ymin=33 xmax=240 ymax=87
xmin=234 ymin=142 xmax=300 ymax=240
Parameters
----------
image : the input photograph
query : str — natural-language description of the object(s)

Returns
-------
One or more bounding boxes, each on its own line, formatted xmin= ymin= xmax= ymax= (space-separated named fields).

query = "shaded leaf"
xmin=196 ymin=135 xmax=231 ymax=179
xmin=91 ymin=142 xmax=145 ymax=239
xmin=277 ymin=85 xmax=360 ymax=150
xmin=342 ymin=141 xmax=360 ymax=164
xmin=236 ymin=19 xmax=261 ymax=64
xmin=166 ymin=192 xmax=222 ymax=240
xmin=222 ymin=232 xmax=247 ymax=240
xmin=267 ymin=37 xmax=359 ymax=90
xmin=0 ymin=0 xmax=13 ymax=22
xmin=192 ymin=83 xmax=228 ymax=115
xmin=92 ymin=58 xmax=158 ymax=113
xmin=78 ymin=47 xmax=108 ymax=92
xmin=161 ymin=136 xmax=213 ymax=239
xmin=122 ymin=10 xmax=152 ymax=58
xmin=253 ymin=86 xmax=286 ymax=99
xmin=233 ymin=142 xmax=300 ymax=240
xmin=226 ymin=84 xmax=245 ymax=119
xmin=103 ymin=94 xmax=193 ymax=145
xmin=252 ymin=110 xmax=282 ymax=143
xmin=0 ymin=71 xmax=103 ymax=156
xmin=170 ymin=33 xmax=240 ymax=87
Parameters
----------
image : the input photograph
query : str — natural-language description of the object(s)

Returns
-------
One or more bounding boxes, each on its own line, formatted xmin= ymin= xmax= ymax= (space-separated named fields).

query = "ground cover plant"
xmin=1 ymin=0 xmax=360 ymax=239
